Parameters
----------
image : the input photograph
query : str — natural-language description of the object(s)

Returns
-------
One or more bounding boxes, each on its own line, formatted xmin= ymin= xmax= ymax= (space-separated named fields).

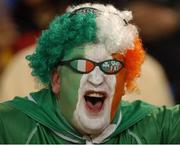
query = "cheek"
xmin=59 ymin=66 xmax=83 ymax=120
xmin=110 ymin=69 xmax=126 ymax=121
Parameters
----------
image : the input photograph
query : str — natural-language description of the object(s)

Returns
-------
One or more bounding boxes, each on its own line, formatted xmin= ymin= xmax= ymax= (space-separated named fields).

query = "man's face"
xmin=58 ymin=44 xmax=126 ymax=135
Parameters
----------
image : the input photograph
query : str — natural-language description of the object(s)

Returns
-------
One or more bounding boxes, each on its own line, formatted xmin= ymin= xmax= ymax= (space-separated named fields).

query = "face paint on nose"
xmin=110 ymin=53 xmax=126 ymax=121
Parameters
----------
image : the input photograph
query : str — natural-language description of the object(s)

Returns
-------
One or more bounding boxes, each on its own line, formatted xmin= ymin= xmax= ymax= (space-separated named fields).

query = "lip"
xmin=83 ymin=90 xmax=107 ymax=113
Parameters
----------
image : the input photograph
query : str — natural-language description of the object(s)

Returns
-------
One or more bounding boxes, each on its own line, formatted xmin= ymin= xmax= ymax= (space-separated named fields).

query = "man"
xmin=0 ymin=3 xmax=179 ymax=144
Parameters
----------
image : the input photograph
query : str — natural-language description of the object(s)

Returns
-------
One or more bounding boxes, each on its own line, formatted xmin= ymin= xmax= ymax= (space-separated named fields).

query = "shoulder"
xmin=124 ymin=102 xmax=180 ymax=144
xmin=120 ymin=100 xmax=158 ymax=119
xmin=0 ymin=100 xmax=31 ymax=121
xmin=123 ymin=100 xmax=180 ymax=125
xmin=0 ymin=100 xmax=37 ymax=143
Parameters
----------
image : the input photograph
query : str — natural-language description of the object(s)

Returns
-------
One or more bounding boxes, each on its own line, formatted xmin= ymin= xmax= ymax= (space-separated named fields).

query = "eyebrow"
xmin=62 ymin=55 xmax=84 ymax=61
xmin=112 ymin=53 xmax=125 ymax=61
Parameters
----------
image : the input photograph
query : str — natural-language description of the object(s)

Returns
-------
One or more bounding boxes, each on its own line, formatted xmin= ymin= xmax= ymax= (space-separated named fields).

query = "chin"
xmin=73 ymin=91 xmax=112 ymax=135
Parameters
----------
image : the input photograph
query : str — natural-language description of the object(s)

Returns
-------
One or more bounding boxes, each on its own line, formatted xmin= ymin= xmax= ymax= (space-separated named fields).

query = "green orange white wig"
xmin=26 ymin=3 xmax=145 ymax=91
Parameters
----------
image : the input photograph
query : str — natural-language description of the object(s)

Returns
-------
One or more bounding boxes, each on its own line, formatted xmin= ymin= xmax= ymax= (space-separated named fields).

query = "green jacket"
xmin=0 ymin=89 xmax=179 ymax=144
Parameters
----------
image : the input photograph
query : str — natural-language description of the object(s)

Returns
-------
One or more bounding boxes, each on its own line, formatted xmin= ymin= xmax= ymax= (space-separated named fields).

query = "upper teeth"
xmin=86 ymin=93 xmax=104 ymax=98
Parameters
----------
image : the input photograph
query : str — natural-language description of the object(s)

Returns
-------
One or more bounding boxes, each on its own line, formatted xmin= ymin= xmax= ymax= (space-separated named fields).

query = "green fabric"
xmin=0 ymin=89 xmax=180 ymax=144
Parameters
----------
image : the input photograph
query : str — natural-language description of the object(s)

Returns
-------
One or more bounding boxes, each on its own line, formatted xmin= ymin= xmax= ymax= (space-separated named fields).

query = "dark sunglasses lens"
xmin=70 ymin=59 xmax=94 ymax=73
xmin=101 ymin=60 xmax=123 ymax=74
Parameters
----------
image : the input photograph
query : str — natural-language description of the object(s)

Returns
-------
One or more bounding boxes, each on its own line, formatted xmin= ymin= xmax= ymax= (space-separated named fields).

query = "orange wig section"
xmin=124 ymin=37 xmax=145 ymax=91
xmin=110 ymin=37 xmax=145 ymax=121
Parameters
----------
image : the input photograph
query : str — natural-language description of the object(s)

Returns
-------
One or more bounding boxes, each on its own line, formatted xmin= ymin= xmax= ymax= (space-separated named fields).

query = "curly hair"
xmin=26 ymin=12 xmax=97 ymax=84
xmin=125 ymin=37 xmax=145 ymax=91
xmin=26 ymin=5 xmax=145 ymax=90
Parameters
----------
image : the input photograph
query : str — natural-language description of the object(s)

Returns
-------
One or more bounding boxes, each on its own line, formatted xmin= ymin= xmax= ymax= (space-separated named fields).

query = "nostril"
xmin=88 ymin=78 xmax=103 ymax=87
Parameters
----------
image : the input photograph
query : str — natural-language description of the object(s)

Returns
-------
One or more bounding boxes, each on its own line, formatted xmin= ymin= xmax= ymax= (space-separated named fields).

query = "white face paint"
xmin=73 ymin=44 xmax=117 ymax=135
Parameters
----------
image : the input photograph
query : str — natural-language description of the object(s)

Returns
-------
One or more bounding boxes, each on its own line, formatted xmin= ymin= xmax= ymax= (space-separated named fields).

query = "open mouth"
xmin=84 ymin=91 xmax=107 ymax=113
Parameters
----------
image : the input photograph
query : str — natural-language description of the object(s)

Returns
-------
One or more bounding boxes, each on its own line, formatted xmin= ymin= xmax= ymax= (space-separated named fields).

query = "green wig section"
xmin=26 ymin=12 xmax=97 ymax=84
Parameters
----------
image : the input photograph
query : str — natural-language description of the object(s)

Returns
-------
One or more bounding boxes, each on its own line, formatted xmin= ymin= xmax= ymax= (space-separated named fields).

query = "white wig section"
xmin=67 ymin=3 xmax=138 ymax=54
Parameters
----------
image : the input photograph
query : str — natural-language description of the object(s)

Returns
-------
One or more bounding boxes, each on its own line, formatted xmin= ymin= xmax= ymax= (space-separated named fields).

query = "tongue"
xmin=86 ymin=101 xmax=103 ymax=112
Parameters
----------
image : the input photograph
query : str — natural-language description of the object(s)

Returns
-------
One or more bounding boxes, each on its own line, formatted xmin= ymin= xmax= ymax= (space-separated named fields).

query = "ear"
xmin=51 ymin=69 xmax=60 ymax=94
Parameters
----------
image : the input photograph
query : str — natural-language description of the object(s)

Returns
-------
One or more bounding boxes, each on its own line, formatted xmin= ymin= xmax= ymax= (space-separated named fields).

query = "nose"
xmin=87 ymin=67 xmax=104 ymax=87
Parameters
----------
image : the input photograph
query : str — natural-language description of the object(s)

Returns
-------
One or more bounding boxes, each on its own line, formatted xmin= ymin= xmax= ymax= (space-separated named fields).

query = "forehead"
xmin=63 ymin=43 xmax=113 ymax=61
xmin=84 ymin=44 xmax=112 ymax=61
